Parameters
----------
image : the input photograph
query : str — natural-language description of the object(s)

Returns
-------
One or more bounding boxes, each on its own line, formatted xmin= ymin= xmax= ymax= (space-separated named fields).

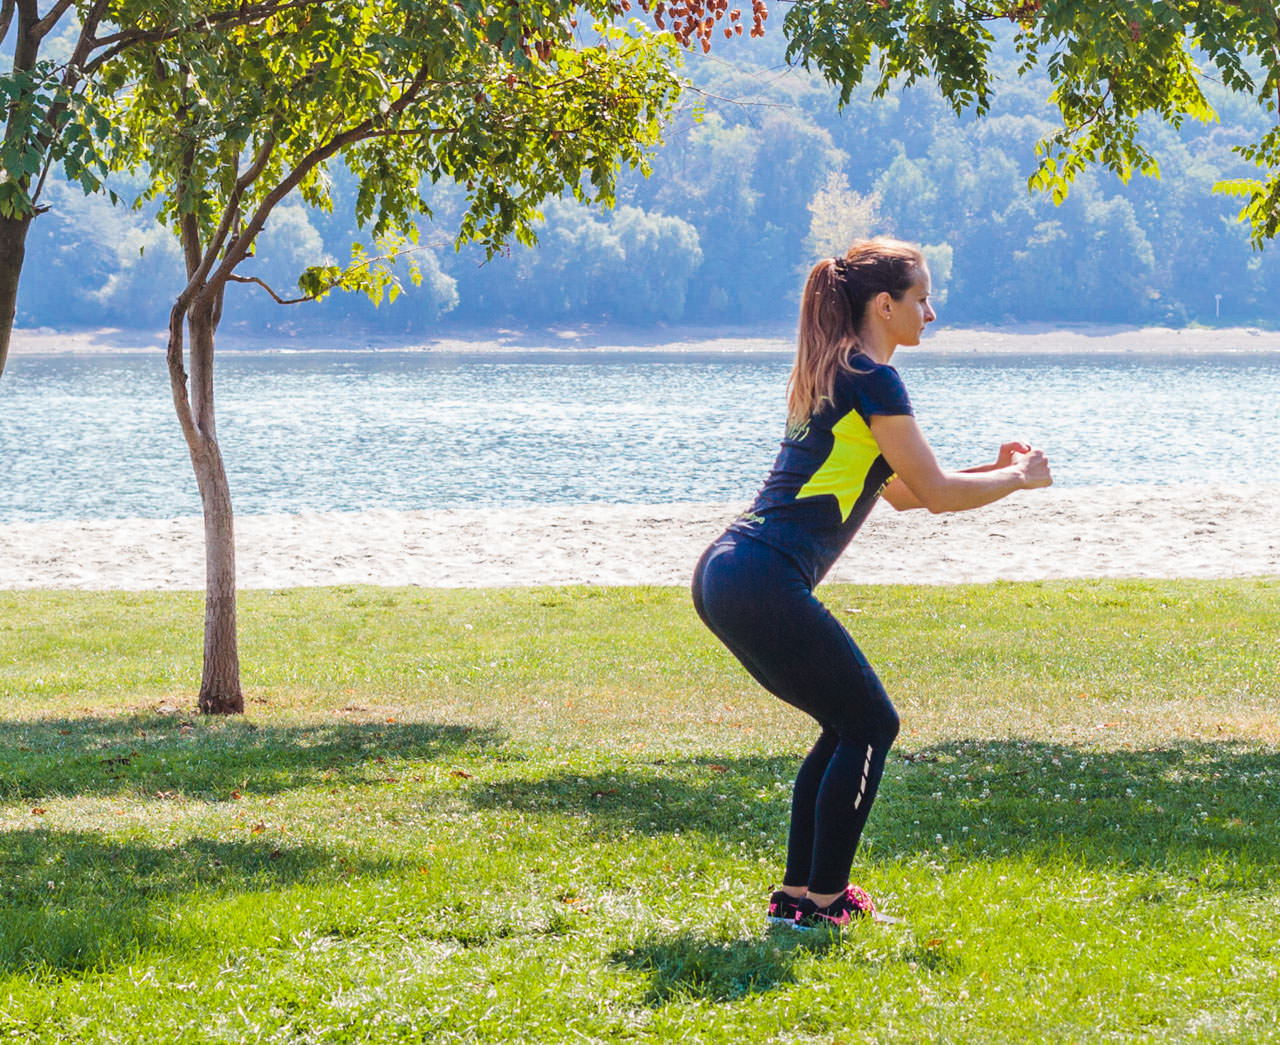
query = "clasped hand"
xmin=996 ymin=441 xmax=1052 ymax=488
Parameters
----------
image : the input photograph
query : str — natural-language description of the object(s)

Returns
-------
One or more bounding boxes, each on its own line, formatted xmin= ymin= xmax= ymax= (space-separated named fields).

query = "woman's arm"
xmin=883 ymin=443 xmax=1029 ymax=508
xmin=872 ymin=415 xmax=1051 ymax=514
xmin=961 ymin=441 xmax=1032 ymax=474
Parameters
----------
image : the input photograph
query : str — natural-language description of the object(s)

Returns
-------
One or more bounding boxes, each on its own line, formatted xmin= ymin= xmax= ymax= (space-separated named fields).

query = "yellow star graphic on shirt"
xmin=795 ymin=409 xmax=884 ymax=521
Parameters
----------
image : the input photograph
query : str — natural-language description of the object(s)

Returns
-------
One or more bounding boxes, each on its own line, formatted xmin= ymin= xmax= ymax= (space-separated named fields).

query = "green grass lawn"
xmin=2 ymin=579 xmax=1278 ymax=1043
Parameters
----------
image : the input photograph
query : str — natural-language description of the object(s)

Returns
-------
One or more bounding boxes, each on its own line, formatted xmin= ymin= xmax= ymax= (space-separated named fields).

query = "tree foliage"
xmin=19 ymin=38 xmax=1280 ymax=331
xmin=103 ymin=0 xmax=680 ymax=272
xmin=780 ymin=0 xmax=1280 ymax=246
xmin=10 ymin=0 xmax=1280 ymax=345
xmin=0 ymin=1 xmax=379 ymax=378
xmin=0 ymin=1 xmax=115 ymax=222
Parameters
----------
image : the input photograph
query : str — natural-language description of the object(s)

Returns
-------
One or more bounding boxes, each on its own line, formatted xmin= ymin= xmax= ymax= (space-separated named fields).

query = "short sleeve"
xmin=852 ymin=363 xmax=913 ymax=419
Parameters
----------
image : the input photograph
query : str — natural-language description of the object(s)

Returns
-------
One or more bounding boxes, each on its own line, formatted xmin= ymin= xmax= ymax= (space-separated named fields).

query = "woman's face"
xmin=885 ymin=268 xmax=936 ymax=347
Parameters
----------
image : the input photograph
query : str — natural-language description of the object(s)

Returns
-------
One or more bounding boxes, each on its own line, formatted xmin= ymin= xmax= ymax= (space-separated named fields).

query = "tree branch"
xmin=166 ymin=300 xmax=200 ymax=455
xmin=29 ymin=145 xmax=53 ymax=206
xmin=228 ymin=244 xmax=432 ymax=305
xmin=60 ymin=0 xmax=110 ymax=79
xmin=181 ymin=209 xmax=203 ymax=284
xmin=207 ymin=62 xmax=435 ymax=291
xmin=31 ymin=0 xmax=73 ymax=41
xmin=0 ymin=0 xmax=16 ymax=46
xmin=83 ymin=0 xmax=331 ymax=78
xmin=227 ymin=273 xmax=313 ymax=305
xmin=27 ymin=0 xmax=111 ymax=196
xmin=210 ymin=135 xmax=276 ymax=271
xmin=211 ymin=270 xmax=226 ymax=328
xmin=170 ymin=104 xmax=279 ymax=312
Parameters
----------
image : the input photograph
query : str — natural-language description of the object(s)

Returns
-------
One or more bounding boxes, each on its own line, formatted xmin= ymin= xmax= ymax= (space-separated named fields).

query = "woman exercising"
xmin=691 ymin=238 xmax=1052 ymax=929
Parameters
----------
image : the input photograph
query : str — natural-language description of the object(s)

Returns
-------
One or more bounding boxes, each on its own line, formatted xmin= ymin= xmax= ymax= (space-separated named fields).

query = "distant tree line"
xmin=20 ymin=34 xmax=1280 ymax=335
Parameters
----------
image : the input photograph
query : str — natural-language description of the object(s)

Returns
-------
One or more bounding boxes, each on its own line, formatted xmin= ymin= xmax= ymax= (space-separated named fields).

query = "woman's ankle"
xmin=805 ymin=888 xmax=843 ymax=908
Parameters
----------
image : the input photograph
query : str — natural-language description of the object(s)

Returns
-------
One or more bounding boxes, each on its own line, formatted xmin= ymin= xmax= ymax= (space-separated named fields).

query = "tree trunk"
xmin=0 ymin=213 xmax=31 ymax=380
xmin=193 ymin=435 xmax=243 ymax=715
xmin=182 ymin=301 xmax=243 ymax=715
xmin=0 ymin=1 xmax=41 ymax=382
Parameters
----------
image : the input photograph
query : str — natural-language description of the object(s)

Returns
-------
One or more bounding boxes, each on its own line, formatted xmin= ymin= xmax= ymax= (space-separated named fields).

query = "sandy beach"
xmin=2 ymin=484 xmax=1276 ymax=590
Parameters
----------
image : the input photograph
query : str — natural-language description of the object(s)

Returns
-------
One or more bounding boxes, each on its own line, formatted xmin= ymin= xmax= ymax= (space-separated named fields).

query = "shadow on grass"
xmin=613 ymin=930 xmax=840 ymax=1003
xmin=0 ymin=715 xmax=505 ymax=801
xmin=465 ymin=739 xmax=1280 ymax=882
xmin=0 ymin=716 xmax=507 ymax=975
xmin=880 ymin=738 xmax=1280 ymax=882
xmin=0 ymin=827 xmax=372 ymax=975
xmin=5 ymin=722 xmax=1277 ymax=984
xmin=613 ymin=926 xmax=959 ymax=1005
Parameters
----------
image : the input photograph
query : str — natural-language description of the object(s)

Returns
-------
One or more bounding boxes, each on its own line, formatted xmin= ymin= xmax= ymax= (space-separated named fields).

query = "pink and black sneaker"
xmin=793 ymin=884 xmax=876 ymax=930
xmin=766 ymin=889 xmax=803 ymax=926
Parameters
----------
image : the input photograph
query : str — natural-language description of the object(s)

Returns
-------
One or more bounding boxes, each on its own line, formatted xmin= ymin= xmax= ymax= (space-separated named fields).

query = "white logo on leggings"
xmin=852 ymin=743 xmax=873 ymax=810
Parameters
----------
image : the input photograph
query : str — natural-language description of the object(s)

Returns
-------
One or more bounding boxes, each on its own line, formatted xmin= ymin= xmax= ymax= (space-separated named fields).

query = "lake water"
xmin=3 ymin=348 xmax=1279 ymax=522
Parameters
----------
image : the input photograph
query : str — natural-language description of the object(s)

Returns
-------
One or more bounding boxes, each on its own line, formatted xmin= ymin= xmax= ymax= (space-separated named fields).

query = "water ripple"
xmin=2 ymin=349 xmax=1278 ymax=522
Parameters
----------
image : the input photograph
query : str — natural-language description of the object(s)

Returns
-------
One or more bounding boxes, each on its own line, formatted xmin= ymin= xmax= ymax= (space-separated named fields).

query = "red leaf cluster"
xmin=1003 ymin=0 xmax=1041 ymax=21
xmin=633 ymin=0 xmax=767 ymax=50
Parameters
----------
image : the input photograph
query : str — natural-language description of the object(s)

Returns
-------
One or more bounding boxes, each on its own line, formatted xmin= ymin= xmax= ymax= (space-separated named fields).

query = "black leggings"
xmin=692 ymin=534 xmax=899 ymax=894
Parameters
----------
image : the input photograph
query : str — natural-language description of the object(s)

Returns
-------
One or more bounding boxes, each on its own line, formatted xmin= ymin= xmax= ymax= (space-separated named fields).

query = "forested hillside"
xmin=20 ymin=33 xmax=1280 ymax=335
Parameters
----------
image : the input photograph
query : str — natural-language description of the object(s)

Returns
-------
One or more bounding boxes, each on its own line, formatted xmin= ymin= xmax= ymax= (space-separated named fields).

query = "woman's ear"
xmin=873 ymin=290 xmax=894 ymax=321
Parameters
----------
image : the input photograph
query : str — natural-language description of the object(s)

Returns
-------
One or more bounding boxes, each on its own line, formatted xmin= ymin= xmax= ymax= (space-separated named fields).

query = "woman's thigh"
xmin=693 ymin=538 xmax=896 ymax=739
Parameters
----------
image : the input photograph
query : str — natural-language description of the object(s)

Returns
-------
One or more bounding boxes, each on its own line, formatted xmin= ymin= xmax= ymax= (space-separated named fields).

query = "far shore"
xmin=10 ymin=321 xmax=1280 ymax=358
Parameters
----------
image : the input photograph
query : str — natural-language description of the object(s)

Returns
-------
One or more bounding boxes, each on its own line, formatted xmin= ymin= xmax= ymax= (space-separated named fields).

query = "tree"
xmin=806 ymin=171 xmax=878 ymax=259
xmin=450 ymin=199 xmax=701 ymax=322
xmin=0 ymin=0 xmax=353 ymax=380
xmin=99 ymin=0 xmax=680 ymax=713
xmin=779 ymin=0 xmax=1280 ymax=245
xmin=0 ymin=0 xmax=114 ymax=379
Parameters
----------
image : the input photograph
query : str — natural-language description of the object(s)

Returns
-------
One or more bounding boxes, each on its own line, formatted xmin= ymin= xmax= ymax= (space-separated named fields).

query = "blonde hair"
xmin=787 ymin=237 xmax=926 ymax=425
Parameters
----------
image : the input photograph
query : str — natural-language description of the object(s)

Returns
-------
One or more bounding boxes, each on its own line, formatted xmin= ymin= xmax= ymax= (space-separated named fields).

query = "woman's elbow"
xmin=913 ymin=487 xmax=951 ymax=514
xmin=881 ymin=480 xmax=926 ymax=512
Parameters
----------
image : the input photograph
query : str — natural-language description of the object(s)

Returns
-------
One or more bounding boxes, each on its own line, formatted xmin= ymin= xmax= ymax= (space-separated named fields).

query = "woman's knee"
xmin=830 ymin=683 xmax=899 ymax=749
xmin=878 ymin=701 xmax=901 ymax=747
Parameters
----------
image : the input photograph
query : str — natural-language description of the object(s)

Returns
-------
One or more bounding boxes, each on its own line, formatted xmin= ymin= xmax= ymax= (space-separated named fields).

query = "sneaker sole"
xmin=792 ymin=912 xmax=904 ymax=930
xmin=792 ymin=917 xmax=849 ymax=932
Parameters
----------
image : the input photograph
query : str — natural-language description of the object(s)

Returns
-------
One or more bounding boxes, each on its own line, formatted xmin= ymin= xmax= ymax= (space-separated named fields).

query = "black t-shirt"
xmin=727 ymin=356 xmax=914 ymax=584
